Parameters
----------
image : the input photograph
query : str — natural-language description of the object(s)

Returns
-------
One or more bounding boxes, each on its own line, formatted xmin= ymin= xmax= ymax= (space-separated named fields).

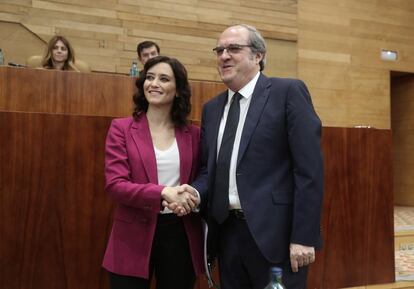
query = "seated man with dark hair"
xmin=136 ymin=41 xmax=160 ymax=65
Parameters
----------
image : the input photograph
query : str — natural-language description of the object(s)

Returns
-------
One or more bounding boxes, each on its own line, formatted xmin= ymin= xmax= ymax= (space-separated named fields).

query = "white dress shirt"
xmin=216 ymin=72 xmax=260 ymax=209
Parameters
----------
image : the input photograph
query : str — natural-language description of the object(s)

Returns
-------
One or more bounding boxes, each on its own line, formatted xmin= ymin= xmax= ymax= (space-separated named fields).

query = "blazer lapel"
xmin=237 ymin=74 xmax=271 ymax=165
xmin=130 ymin=113 xmax=158 ymax=184
xmin=176 ymin=126 xmax=192 ymax=184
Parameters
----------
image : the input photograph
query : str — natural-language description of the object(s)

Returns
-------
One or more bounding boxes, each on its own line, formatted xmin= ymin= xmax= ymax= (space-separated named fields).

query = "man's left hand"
xmin=289 ymin=243 xmax=315 ymax=272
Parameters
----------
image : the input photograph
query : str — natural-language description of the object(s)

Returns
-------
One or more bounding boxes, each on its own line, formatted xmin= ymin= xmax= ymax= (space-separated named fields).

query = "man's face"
xmin=139 ymin=45 xmax=159 ymax=65
xmin=215 ymin=26 xmax=262 ymax=92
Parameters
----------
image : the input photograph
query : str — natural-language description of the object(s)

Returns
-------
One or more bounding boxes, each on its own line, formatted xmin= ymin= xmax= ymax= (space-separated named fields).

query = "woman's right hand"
xmin=161 ymin=186 xmax=198 ymax=215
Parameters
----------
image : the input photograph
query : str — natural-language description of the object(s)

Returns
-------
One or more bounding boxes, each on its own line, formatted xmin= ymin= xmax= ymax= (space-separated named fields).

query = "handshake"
xmin=161 ymin=184 xmax=200 ymax=216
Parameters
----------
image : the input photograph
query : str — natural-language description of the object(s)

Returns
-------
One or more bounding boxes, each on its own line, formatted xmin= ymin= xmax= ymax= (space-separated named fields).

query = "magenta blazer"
xmin=102 ymin=114 xmax=204 ymax=278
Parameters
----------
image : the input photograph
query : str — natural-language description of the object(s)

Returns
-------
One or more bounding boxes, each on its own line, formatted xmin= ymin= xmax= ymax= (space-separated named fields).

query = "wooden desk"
xmin=0 ymin=66 xmax=394 ymax=289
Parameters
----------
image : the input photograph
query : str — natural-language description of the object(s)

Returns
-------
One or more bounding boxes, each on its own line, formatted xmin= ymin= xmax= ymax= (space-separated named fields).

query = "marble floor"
xmin=395 ymin=206 xmax=414 ymax=281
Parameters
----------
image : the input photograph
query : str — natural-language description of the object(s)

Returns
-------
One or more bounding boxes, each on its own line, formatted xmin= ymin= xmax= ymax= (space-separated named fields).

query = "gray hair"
xmin=238 ymin=24 xmax=267 ymax=71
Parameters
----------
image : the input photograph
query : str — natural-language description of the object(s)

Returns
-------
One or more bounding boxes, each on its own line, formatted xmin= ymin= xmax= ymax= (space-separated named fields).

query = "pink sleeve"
xmin=104 ymin=119 xmax=163 ymax=213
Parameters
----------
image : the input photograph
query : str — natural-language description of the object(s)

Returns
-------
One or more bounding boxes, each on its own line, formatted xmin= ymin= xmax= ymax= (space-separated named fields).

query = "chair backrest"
xmin=74 ymin=59 xmax=91 ymax=73
xmin=26 ymin=55 xmax=43 ymax=68
xmin=25 ymin=55 xmax=91 ymax=73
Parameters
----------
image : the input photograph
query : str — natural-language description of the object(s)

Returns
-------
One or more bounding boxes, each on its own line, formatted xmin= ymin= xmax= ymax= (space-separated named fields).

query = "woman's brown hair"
xmin=42 ymin=35 xmax=78 ymax=71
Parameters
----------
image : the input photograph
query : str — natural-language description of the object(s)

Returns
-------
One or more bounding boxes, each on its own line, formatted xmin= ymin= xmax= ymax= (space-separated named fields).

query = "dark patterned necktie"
xmin=211 ymin=92 xmax=242 ymax=224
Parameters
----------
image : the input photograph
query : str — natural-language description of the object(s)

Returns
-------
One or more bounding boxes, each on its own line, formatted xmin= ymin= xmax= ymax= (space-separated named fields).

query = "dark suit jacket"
xmin=193 ymin=73 xmax=324 ymax=264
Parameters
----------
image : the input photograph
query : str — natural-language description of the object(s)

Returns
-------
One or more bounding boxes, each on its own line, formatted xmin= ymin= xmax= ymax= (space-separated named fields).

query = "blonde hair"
xmin=42 ymin=35 xmax=78 ymax=71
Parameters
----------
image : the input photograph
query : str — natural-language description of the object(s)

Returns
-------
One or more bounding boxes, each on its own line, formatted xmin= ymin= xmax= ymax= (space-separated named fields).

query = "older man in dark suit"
xmin=170 ymin=24 xmax=324 ymax=289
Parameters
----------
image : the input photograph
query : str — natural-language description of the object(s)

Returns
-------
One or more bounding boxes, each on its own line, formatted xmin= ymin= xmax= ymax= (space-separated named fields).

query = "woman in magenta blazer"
xmin=102 ymin=56 xmax=204 ymax=289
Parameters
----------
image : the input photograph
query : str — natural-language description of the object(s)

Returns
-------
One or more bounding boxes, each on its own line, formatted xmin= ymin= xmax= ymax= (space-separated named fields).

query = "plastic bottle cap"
xmin=270 ymin=267 xmax=283 ymax=278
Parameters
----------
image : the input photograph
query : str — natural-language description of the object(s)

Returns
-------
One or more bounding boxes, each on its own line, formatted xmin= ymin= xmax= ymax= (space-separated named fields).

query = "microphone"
xmin=8 ymin=62 xmax=26 ymax=67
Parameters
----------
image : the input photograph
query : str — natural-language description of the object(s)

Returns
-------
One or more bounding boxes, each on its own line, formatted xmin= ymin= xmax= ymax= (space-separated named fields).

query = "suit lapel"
xmin=207 ymin=92 xmax=228 ymax=171
xmin=237 ymin=74 xmax=271 ymax=165
xmin=176 ymin=126 xmax=191 ymax=184
xmin=130 ymin=113 xmax=158 ymax=184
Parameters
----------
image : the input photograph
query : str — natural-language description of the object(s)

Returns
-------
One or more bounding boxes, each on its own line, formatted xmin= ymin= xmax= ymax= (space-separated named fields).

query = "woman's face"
xmin=52 ymin=40 xmax=69 ymax=63
xmin=143 ymin=62 xmax=177 ymax=108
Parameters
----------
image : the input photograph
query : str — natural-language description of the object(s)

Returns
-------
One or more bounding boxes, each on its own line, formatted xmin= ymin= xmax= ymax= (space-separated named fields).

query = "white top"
xmin=154 ymin=138 xmax=180 ymax=214
xmin=216 ymin=71 xmax=260 ymax=209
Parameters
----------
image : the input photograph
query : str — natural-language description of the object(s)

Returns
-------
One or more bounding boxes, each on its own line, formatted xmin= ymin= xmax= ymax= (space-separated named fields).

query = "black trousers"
xmin=218 ymin=214 xmax=308 ymax=289
xmin=108 ymin=213 xmax=195 ymax=289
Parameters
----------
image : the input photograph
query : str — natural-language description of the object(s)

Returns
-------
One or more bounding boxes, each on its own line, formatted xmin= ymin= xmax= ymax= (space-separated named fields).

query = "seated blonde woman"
xmin=42 ymin=35 xmax=79 ymax=71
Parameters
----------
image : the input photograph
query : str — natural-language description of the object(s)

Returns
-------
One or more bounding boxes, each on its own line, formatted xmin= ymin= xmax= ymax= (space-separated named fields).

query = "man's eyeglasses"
xmin=212 ymin=44 xmax=252 ymax=56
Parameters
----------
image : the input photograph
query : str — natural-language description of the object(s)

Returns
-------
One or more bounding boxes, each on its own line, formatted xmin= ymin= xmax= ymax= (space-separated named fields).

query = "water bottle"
xmin=264 ymin=267 xmax=286 ymax=289
xmin=0 ymin=49 xmax=4 ymax=65
xmin=129 ymin=61 xmax=138 ymax=77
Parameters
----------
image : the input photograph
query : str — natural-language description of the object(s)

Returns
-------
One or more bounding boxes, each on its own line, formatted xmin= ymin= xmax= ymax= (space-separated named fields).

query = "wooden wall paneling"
xmin=31 ymin=0 xmax=117 ymax=18
xmin=0 ymin=1 xmax=31 ymax=14
xmin=306 ymin=88 xmax=349 ymax=127
xmin=240 ymin=0 xmax=296 ymax=14
xmin=116 ymin=12 xmax=224 ymax=34
xmin=69 ymin=37 xmax=124 ymax=51
xmin=349 ymin=1 xmax=414 ymax=25
xmin=0 ymin=122 xmax=395 ymax=289
xmin=299 ymin=0 xmax=350 ymax=27
xmin=299 ymin=0 xmax=414 ymax=129
xmin=122 ymin=21 xmax=220 ymax=41
xmin=0 ymin=66 xmax=224 ymax=121
xmin=347 ymin=66 xmax=390 ymax=128
xmin=309 ymin=128 xmax=353 ymax=289
xmin=185 ymin=65 xmax=221 ymax=83
xmin=392 ymin=74 xmax=414 ymax=206
xmin=25 ymin=15 xmax=122 ymax=37
xmin=22 ymin=23 xmax=56 ymax=40
xmin=55 ymin=28 xmax=120 ymax=43
xmin=0 ymin=22 xmax=45 ymax=66
xmin=127 ymin=29 xmax=215 ymax=46
xmin=299 ymin=34 xmax=351 ymax=56
xmin=350 ymin=19 xmax=414 ymax=46
xmin=1 ymin=0 xmax=298 ymax=81
xmin=299 ymin=59 xmax=351 ymax=91
xmin=189 ymin=80 xmax=226 ymax=122
xmin=142 ymin=2 xmax=233 ymax=21
xmin=307 ymin=127 xmax=394 ymax=288
xmin=0 ymin=67 xmax=135 ymax=117
xmin=34 ymin=18 xmax=124 ymax=36
xmin=49 ymin=0 xmax=118 ymax=7
xmin=0 ymin=111 xmax=113 ymax=289
xmin=199 ymin=2 xmax=297 ymax=26
xmin=364 ymin=130 xmax=395 ymax=284
xmin=299 ymin=0 xmax=343 ymax=125
xmin=0 ymin=67 xmax=5 ymax=101
xmin=265 ymin=39 xmax=297 ymax=78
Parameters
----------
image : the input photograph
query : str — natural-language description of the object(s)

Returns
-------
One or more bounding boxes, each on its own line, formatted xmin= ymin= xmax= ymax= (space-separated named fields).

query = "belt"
xmin=228 ymin=209 xmax=245 ymax=220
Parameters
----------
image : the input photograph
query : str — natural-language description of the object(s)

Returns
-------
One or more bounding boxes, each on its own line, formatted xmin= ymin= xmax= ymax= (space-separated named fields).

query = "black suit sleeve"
xmin=286 ymin=79 xmax=324 ymax=247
